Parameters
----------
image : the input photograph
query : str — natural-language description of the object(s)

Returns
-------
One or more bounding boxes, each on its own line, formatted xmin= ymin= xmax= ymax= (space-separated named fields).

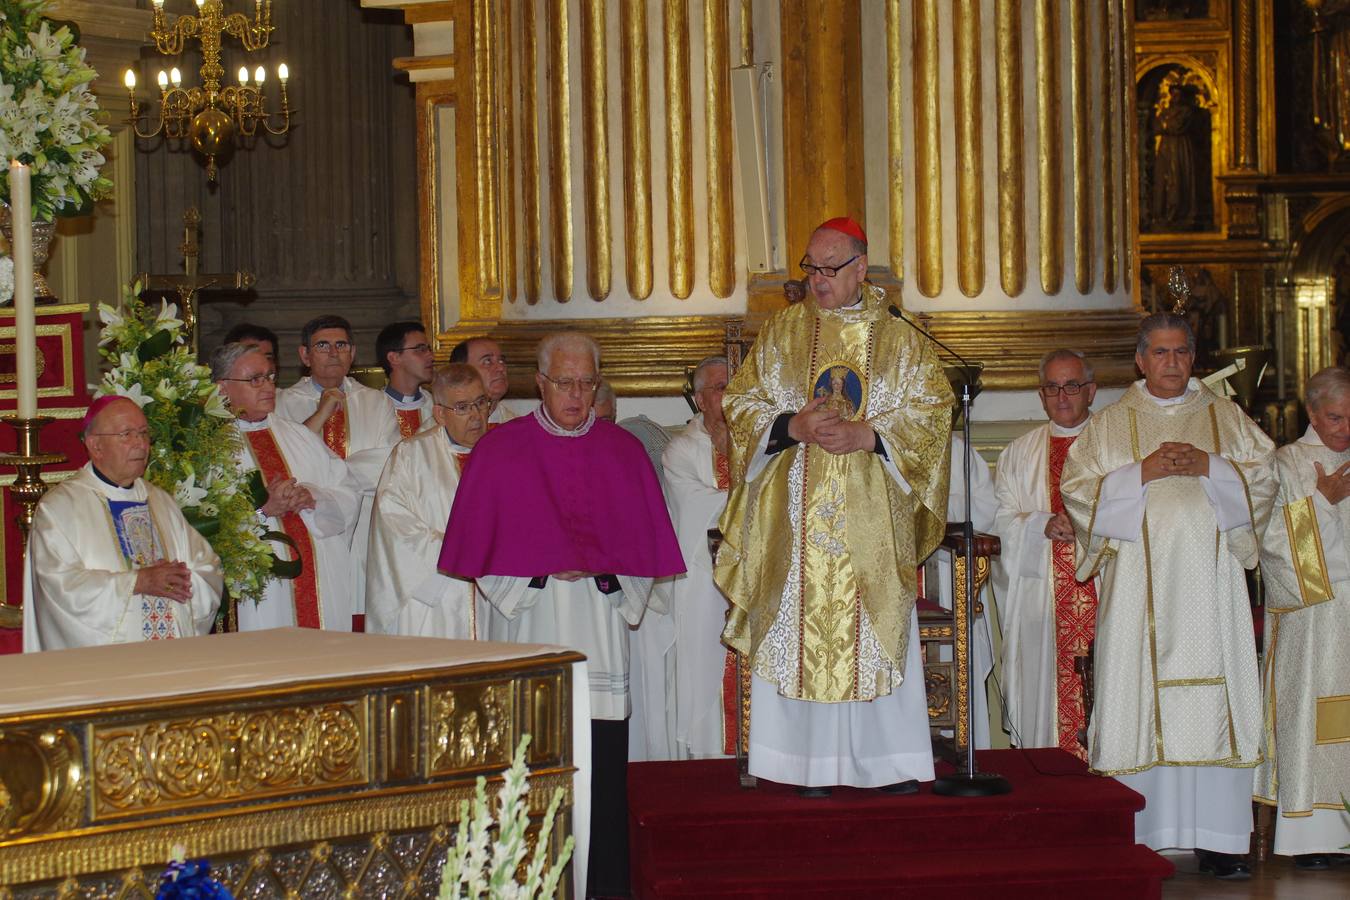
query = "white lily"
xmin=118 ymin=383 xmax=152 ymax=408
xmin=154 ymin=298 xmax=184 ymax=333
xmin=203 ymin=390 xmax=232 ymax=419
xmin=174 ymin=472 xmax=208 ymax=507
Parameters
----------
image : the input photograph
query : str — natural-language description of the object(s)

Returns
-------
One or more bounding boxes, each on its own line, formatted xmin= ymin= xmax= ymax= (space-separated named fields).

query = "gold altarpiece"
xmin=365 ymin=0 xmax=1142 ymax=400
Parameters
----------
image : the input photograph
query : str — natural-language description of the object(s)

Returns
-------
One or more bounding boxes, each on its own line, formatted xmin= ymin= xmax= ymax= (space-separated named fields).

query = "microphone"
xmin=887 ymin=304 xmax=980 ymax=392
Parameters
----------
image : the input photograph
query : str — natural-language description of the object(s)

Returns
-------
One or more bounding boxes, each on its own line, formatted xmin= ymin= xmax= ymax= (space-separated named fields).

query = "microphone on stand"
xmin=886 ymin=301 xmax=1010 ymax=798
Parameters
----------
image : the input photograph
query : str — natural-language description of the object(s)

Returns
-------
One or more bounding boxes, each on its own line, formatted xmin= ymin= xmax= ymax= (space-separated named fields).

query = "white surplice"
xmin=991 ymin=418 xmax=1093 ymax=749
xmin=366 ymin=428 xmax=485 ymax=639
xmin=657 ymin=412 xmax=731 ymax=759
xmin=479 ymin=574 xmax=657 ymax=721
xmin=487 ymin=398 xmax=533 ymax=426
xmin=1255 ymin=426 xmax=1350 ymax=855
xmin=1062 ymin=379 xmax=1276 ymax=853
xmin=276 ymin=375 xmax=400 ymax=618
xmin=23 ymin=464 xmax=223 ymax=651
xmin=233 ymin=415 xmax=361 ymax=632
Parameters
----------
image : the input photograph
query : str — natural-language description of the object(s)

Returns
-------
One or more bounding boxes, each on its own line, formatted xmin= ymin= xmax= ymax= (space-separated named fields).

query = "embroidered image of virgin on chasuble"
xmin=1060 ymin=381 xmax=1276 ymax=776
xmin=714 ymin=282 xmax=953 ymax=704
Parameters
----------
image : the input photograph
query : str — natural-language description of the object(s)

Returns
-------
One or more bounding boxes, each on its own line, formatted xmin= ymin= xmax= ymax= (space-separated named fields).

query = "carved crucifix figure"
xmin=135 ymin=208 xmax=256 ymax=355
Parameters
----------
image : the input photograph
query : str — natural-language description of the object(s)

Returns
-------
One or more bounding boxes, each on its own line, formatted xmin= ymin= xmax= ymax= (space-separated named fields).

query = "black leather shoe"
xmin=1194 ymin=849 xmax=1252 ymax=880
xmin=797 ymin=786 xmax=832 ymax=799
xmin=1295 ymin=854 xmax=1332 ymax=870
xmin=878 ymin=779 xmax=920 ymax=795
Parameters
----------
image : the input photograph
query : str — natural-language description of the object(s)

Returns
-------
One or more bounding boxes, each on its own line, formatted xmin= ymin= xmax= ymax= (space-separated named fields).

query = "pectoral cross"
xmin=135 ymin=207 xmax=256 ymax=355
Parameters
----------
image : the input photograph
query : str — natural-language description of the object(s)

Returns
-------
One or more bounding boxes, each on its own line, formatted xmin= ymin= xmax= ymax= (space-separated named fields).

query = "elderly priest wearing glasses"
xmin=366 ymin=364 xmax=491 ymax=639
xmin=438 ymin=330 xmax=684 ymax=899
xmin=992 ymin=349 xmax=1100 ymax=760
xmin=23 ymin=396 xmax=223 ymax=651
xmin=213 ymin=342 xmax=361 ymax=633
xmin=714 ymin=216 xmax=954 ymax=798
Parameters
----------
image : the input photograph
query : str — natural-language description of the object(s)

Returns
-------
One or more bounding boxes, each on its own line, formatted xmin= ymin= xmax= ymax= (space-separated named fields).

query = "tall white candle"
xmin=9 ymin=161 xmax=36 ymax=419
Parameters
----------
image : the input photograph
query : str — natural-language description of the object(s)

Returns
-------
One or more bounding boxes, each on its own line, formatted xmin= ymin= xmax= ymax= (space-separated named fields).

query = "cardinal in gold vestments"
xmin=714 ymin=217 xmax=952 ymax=792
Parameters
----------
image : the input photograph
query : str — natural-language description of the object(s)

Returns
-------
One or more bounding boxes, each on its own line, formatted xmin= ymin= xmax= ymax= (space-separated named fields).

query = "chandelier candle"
xmin=8 ymin=161 xmax=36 ymax=419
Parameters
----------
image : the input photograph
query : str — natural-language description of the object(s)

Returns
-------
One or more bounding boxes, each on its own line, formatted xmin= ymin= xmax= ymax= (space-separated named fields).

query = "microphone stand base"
xmin=932 ymin=771 xmax=1013 ymax=798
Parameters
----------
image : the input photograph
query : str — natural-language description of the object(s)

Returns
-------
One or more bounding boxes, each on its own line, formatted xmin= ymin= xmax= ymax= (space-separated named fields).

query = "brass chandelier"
xmin=124 ymin=0 xmax=293 ymax=182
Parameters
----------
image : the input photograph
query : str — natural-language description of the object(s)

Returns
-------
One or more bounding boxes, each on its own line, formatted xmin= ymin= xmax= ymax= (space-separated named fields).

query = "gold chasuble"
xmin=1060 ymin=381 xmax=1276 ymax=775
xmin=715 ymin=282 xmax=953 ymax=704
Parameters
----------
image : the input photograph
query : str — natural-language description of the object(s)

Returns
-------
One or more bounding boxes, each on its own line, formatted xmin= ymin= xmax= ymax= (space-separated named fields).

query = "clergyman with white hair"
xmin=1256 ymin=364 xmax=1350 ymax=869
xmin=438 ymin=330 xmax=685 ymax=898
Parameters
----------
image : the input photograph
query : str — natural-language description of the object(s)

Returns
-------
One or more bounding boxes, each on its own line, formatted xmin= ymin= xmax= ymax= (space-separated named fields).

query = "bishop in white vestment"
xmin=1255 ymin=366 xmax=1350 ymax=864
xmin=367 ymin=364 xmax=490 ymax=639
xmin=658 ymin=356 xmax=734 ymax=759
xmin=275 ymin=316 xmax=400 ymax=628
xmin=992 ymin=349 xmax=1100 ymax=758
xmin=213 ymin=343 xmax=361 ymax=633
xmin=1062 ymin=315 xmax=1275 ymax=877
xmin=24 ymin=397 xmax=222 ymax=650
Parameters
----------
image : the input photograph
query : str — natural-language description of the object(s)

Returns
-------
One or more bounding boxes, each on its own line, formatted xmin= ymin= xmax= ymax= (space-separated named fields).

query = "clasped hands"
xmin=1141 ymin=442 xmax=1210 ymax=483
xmin=1043 ymin=512 xmax=1076 ymax=542
xmin=787 ymin=396 xmax=875 ymax=455
xmin=260 ymin=476 xmax=317 ymax=518
xmin=135 ymin=560 xmax=193 ymax=602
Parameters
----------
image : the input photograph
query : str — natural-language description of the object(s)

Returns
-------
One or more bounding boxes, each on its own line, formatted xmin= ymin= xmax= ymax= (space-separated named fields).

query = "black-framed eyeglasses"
xmin=799 ymin=254 xmax=860 ymax=278
xmin=393 ymin=343 xmax=432 ymax=354
xmin=540 ymin=373 xmax=600 ymax=393
xmin=220 ymin=371 xmax=279 ymax=388
xmin=1040 ymin=381 xmax=1093 ymax=397
xmin=310 ymin=340 xmax=353 ymax=354
xmin=436 ymin=396 xmax=492 ymax=415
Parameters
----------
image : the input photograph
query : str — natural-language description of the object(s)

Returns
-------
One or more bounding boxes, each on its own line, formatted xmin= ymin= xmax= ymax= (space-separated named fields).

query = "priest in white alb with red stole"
xmin=213 ymin=342 xmax=360 ymax=632
xmin=1061 ymin=313 xmax=1276 ymax=880
xmin=659 ymin=355 xmax=735 ymax=759
xmin=276 ymin=315 xmax=399 ymax=629
xmin=23 ymin=396 xmax=223 ymax=650
xmin=715 ymin=218 xmax=953 ymax=796
xmin=1255 ymin=365 xmax=1350 ymax=867
xmin=375 ymin=321 xmax=437 ymax=438
xmin=992 ymin=349 xmax=1100 ymax=758
xmin=366 ymin=363 xmax=489 ymax=639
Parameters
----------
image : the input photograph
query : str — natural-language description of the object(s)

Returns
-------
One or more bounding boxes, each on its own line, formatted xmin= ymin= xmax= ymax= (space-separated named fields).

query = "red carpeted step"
xmin=637 ymin=844 xmax=1174 ymax=899
xmin=630 ymin=750 xmax=1143 ymax=865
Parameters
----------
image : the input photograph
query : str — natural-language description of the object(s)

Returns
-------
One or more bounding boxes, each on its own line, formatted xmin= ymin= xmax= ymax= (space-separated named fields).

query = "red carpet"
xmin=628 ymin=749 xmax=1173 ymax=898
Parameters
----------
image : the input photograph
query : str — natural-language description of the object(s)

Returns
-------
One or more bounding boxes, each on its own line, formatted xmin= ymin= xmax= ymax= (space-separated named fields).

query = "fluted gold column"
xmin=912 ymin=0 xmax=942 ymax=297
xmin=1100 ymin=0 xmax=1117 ymax=293
xmin=1234 ymin=0 xmax=1258 ymax=171
xmin=473 ymin=0 xmax=500 ymax=297
xmin=520 ymin=0 xmax=541 ymax=304
xmin=886 ymin=0 xmax=904 ymax=281
xmin=664 ymin=0 xmax=693 ymax=300
xmin=1069 ymin=0 xmax=1090 ymax=294
xmin=954 ymin=0 xmax=984 ymax=298
xmin=581 ymin=0 xmax=611 ymax=301
xmin=620 ymin=0 xmax=652 ymax=300
xmin=781 ymin=0 xmax=864 ymax=271
xmin=501 ymin=0 xmax=516 ymax=303
xmin=705 ymin=0 xmax=735 ymax=298
xmin=1035 ymin=0 xmax=1062 ymax=295
xmin=995 ymin=0 xmax=1025 ymax=298
xmin=545 ymin=0 xmax=572 ymax=301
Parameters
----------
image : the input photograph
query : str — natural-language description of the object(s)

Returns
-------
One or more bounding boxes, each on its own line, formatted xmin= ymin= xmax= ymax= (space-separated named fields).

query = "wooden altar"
xmin=0 ymin=630 xmax=582 ymax=897
xmin=0 ymin=303 xmax=93 ymax=652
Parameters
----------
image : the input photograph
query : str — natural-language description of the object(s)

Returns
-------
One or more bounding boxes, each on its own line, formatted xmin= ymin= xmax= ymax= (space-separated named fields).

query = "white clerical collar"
xmin=85 ymin=463 xmax=144 ymax=498
xmin=386 ymin=386 xmax=422 ymax=404
xmin=534 ymin=404 xmax=596 ymax=437
xmin=1139 ymin=378 xmax=1198 ymax=407
xmin=1050 ymin=418 xmax=1089 ymax=437
xmin=236 ymin=415 xmax=272 ymax=432
xmin=1299 ymin=425 xmax=1325 ymax=447
xmin=442 ymin=430 xmax=473 ymax=454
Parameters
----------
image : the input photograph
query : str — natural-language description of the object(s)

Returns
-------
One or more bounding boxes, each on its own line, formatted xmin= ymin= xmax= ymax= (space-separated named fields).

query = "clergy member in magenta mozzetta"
xmin=24 ymin=396 xmax=224 ymax=651
xmin=437 ymin=330 xmax=684 ymax=900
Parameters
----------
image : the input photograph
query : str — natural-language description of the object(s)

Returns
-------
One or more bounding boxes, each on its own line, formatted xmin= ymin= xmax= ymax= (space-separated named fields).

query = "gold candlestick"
xmin=0 ymin=416 xmax=67 ymax=628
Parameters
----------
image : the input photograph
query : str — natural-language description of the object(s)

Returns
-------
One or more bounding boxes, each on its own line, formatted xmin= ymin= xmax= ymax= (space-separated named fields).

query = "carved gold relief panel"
xmin=428 ymin=680 xmax=514 ymax=776
xmin=90 ymin=701 xmax=369 ymax=820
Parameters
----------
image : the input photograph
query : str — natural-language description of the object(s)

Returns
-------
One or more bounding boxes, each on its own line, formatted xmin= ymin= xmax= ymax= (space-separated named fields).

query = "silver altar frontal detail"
xmin=0 ymin=629 xmax=582 ymax=897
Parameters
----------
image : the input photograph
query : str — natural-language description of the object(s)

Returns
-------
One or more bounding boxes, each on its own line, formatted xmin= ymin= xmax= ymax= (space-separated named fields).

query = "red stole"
xmin=1048 ymin=433 xmax=1099 ymax=760
xmin=709 ymin=446 xmax=741 ymax=755
xmin=244 ymin=427 xmax=325 ymax=629
xmin=322 ymin=406 xmax=349 ymax=458
xmin=396 ymin=407 xmax=422 ymax=439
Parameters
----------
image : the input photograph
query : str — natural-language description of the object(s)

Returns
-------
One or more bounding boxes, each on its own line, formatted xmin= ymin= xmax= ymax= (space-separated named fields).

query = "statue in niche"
xmin=1308 ymin=1 xmax=1350 ymax=166
xmin=1332 ymin=242 xmax=1350 ymax=365
xmin=1184 ymin=267 xmax=1227 ymax=356
xmin=1139 ymin=68 xmax=1215 ymax=233
xmin=1137 ymin=0 xmax=1210 ymax=20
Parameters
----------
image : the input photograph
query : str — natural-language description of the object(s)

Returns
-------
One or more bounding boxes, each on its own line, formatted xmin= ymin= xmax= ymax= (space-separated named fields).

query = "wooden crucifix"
xmin=135 ymin=207 xmax=256 ymax=355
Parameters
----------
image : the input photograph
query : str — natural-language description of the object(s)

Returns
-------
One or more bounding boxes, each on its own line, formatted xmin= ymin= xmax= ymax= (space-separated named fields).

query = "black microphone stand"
xmin=889 ymin=304 xmax=1010 ymax=798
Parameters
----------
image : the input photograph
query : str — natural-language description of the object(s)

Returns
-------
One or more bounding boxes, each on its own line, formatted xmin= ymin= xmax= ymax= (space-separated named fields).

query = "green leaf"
xmin=177 ymin=401 xmax=203 ymax=430
xmin=182 ymin=505 xmax=220 ymax=539
xmin=136 ymin=328 xmax=173 ymax=363
xmin=263 ymin=530 xmax=302 ymax=580
xmin=245 ymin=469 xmax=268 ymax=508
